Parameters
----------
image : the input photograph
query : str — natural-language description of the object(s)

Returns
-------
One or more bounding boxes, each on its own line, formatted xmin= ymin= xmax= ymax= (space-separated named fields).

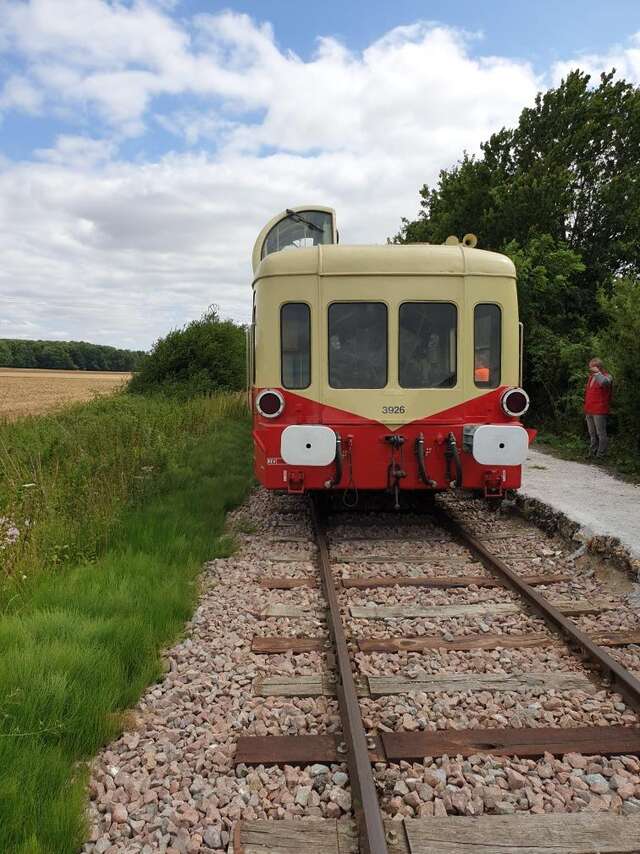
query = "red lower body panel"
xmin=253 ymin=389 xmax=533 ymax=496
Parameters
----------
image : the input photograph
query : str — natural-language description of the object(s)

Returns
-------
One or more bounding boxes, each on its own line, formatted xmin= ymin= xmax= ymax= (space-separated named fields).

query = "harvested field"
xmin=0 ymin=367 xmax=130 ymax=420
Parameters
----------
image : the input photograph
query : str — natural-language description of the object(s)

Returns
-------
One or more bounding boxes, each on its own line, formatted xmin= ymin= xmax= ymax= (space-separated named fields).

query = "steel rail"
xmin=309 ymin=496 xmax=389 ymax=854
xmin=436 ymin=508 xmax=640 ymax=713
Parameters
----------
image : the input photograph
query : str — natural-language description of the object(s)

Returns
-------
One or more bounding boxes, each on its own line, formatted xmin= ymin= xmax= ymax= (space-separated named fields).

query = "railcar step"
xmin=342 ymin=573 xmax=570 ymax=589
xmin=401 ymin=814 xmax=640 ymax=853
xmin=367 ymin=671 xmax=596 ymax=697
xmin=349 ymin=598 xmax=606 ymax=620
xmin=357 ymin=628 xmax=640 ymax=653
xmin=381 ymin=724 xmax=640 ymax=760
xmin=251 ymin=637 xmax=325 ymax=653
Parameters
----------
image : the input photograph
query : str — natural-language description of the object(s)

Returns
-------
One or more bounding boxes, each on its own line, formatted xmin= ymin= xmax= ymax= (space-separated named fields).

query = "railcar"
xmin=249 ymin=206 xmax=533 ymax=506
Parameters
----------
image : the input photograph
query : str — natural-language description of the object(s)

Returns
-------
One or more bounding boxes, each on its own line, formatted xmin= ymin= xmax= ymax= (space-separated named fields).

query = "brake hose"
xmin=416 ymin=433 xmax=436 ymax=487
xmin=445 ymin=432 xmax=463 ymax=488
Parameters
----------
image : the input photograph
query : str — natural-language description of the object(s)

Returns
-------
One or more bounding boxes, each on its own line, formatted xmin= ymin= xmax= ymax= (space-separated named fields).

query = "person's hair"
xmin=589 ymin=357 xmax=604 ymax=368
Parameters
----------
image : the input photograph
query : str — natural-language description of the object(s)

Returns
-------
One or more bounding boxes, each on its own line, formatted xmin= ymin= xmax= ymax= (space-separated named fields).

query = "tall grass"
xmin=0 ymin=393 xmax=253 ymax=853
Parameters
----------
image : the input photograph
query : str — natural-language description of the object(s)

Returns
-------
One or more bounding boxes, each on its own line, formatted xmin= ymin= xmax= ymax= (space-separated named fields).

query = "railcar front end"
xmin=249 ymin=207 xmax=533 ymax=506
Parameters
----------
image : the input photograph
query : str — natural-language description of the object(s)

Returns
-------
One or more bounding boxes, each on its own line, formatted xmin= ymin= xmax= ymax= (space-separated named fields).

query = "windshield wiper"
xmin=286 ymin=209 xmax=322 ymax=233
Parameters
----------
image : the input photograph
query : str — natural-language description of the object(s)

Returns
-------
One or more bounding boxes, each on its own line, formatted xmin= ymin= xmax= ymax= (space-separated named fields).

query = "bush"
xmin=128 ymin=307 xmax=246 ymax=397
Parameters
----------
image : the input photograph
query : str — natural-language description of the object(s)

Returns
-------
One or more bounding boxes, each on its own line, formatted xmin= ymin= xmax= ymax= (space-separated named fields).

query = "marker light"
xmin=501 ymin=387 xmax=530 ymax=418
xmin=256 ymin=389 xmax=285 ymax=418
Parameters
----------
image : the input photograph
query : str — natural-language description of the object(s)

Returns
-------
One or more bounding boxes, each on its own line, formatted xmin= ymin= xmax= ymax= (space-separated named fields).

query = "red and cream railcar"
xmin=249 ymin=206 xmax=533 ymax=505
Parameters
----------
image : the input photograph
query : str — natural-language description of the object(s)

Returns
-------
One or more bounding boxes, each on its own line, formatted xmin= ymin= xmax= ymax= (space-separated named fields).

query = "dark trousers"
xmin=585 ymin=414 xmax=608 ymax=457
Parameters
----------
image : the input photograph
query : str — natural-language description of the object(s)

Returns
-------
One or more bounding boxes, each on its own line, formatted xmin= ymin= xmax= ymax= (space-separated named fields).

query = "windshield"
xmin=261 ymin=210 xmax=334 ymax=259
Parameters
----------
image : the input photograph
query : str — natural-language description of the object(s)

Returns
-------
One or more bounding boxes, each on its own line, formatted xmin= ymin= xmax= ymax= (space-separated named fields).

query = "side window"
xmin=329 ymin=303 xmax=387 ymax=388
xmin=474 ymin=304 xmax=501 ymax=388
xmin=399 ymin=303 xmax=457 ymax=388
xmin=281 ymin=303 xmax=311 ymax=389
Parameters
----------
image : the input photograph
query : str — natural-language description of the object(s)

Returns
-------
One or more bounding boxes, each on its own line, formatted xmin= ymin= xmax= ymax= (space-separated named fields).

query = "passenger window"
xmin=474 ymin=304 xmax=501 ymax=388
xmin=329 ymin=303 xmax=387 ymax=388
xmin=281 ymin=303 xmax=311 ymax=389
xmin=262 ymin=210 xmax=334 ymax=259
xmin=399 ymin=303 xmax=457 ymax=388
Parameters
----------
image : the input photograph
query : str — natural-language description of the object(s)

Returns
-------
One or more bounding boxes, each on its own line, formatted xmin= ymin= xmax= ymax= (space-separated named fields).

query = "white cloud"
xmin=2 ymin=3 xmax=622 ymax=349
xmin=0 ymin=74 xmax=43 ymax=113
xmin=552 ymin=33 xmax=640 ymax=85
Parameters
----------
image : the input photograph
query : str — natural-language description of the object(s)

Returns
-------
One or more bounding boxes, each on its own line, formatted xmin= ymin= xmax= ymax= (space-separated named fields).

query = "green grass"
xmin=535 ymin=430 xmax=640 ymax=483
xmin=0 ymin=393 xmax=253 ymax=853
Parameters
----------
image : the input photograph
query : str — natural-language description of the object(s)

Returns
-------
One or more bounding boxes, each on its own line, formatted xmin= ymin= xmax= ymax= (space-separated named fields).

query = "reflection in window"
xmin=474 ymin=304 xmax=501 ymax=388
xmin=262 ymin=211 xmax=333 ymax=259
xmin=399 ymin=303 xmax=457 ymax=388
xmin=281 ymin=303 xmax=311 ymax=389
xmin=329 ymin=303 xmax=387 ymax=388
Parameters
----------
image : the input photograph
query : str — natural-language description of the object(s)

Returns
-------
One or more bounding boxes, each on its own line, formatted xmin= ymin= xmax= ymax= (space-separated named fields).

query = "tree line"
xmin=0 ymin=339 xmax=146 ymax=372
xmin=396 ymin=69 xmax=640 ymax=458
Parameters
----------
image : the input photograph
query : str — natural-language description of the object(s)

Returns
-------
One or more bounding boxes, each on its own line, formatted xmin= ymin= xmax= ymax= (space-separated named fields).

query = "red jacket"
xmin=584 ymin=371 xmax=613 ymax=415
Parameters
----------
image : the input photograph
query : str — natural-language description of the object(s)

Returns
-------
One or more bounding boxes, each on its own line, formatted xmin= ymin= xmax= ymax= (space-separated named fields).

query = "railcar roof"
xmin=253 ymin=243 xmax=516 ymax=282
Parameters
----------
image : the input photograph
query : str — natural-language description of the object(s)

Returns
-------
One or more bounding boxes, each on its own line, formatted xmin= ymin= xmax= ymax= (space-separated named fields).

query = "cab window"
xmin=474 ymin=304 xmax=501 ymax=388
xmin=399 ymin=302 xmax=457 ymax=388
xmin=329 ymin=303 xmax=387 ymax=388
xmin=281 ymin=303 xmax=311 ymax=389
xmin=262 ymin=210 xmax=333 ymax=259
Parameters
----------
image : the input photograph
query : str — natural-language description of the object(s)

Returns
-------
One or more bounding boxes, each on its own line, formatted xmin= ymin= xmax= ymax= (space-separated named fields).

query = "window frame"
xmin=397 ymin=300 xmax=459 ymax=390
xmin=261 ymin=210 xmax=334 ymax=260
xmin=327 ymin=300 xmax=389 ymax=389
xmin=280 ymin=301 xmax=312 ymax=390
xmin=473 ymin=302 xmax=502 ymax=389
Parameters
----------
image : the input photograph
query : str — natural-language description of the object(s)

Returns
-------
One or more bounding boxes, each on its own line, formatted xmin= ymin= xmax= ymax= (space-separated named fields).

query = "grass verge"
xmin=535 ymin=430 xmax=640 ymax=483
xmin=0 ymin=393 xmax=253 ymax=853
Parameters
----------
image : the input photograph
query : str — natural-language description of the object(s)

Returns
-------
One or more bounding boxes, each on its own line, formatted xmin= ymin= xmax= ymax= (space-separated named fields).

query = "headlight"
xmin=501 ymin=387 xmax=530 ymax=418
xmin=256 ymin=389 xmax=285 ymax=418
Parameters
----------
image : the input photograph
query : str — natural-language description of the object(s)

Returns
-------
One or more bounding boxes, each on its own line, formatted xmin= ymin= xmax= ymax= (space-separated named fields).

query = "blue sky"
xmin=175 ymin=0 xmax=640 ymax=68
xmin=1 ymin=1 xmax=639 ymax=348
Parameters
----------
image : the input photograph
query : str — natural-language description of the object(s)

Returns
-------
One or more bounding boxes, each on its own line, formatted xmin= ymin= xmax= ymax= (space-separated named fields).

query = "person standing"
xmin=584 ymin=358 xmax=613 ymax=459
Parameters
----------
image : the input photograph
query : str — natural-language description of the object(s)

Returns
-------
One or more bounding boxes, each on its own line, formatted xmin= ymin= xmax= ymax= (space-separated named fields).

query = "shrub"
xmin=128 ymin=307 xmax=246 ymax=397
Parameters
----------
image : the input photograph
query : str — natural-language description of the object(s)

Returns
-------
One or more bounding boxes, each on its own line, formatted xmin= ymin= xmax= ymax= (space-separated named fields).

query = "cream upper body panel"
xmin=253 ymin=244 xmax=519 ymax=426
xmin=254 ymin=243 xmax=516 ymax=280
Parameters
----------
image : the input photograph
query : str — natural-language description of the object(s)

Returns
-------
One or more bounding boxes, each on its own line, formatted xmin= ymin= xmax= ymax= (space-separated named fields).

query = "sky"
xmin=1 ymin=1 xmax=640 ymax=350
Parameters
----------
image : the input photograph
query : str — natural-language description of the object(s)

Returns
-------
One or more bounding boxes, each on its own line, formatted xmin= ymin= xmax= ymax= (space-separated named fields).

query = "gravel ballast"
xmin=83 ymin=488 xmax=640 ymax=852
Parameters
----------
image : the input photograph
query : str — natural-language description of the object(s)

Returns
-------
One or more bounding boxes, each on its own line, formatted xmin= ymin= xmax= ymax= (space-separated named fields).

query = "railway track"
xmin=230 ymin=495 xmax=640 ymax=853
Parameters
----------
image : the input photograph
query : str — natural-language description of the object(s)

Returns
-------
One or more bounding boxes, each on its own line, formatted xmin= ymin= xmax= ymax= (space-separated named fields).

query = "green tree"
xmin=0 ymin=341 xmax=12 ymax=367
xmin=396 ymin=69 xmax=640 ymax=434
xmin=597 ymin=279 xmax=640 ymax=447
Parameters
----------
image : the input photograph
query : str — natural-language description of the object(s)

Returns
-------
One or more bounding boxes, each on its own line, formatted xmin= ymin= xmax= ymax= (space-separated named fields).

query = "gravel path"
xmin=521 ymin=447 xmax=640 ymax=561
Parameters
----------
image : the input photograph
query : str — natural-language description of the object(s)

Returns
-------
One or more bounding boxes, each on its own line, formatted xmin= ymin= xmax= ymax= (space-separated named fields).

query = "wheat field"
xmin=0 ymin=368 xmax=131 ymax=420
